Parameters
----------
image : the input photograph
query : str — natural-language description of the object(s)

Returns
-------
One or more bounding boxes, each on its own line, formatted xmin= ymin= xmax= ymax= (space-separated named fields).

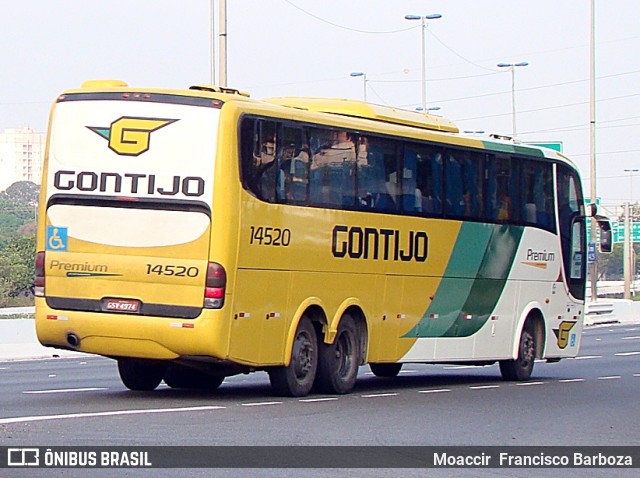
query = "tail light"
xmin=204 ymin=262 xmax=226 ymax=309
xmin=34 ymin=251 xmax=45 ymax=297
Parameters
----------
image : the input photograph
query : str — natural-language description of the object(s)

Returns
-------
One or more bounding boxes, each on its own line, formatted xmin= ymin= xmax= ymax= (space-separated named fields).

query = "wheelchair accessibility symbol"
xmin=46 ymin=226 xmax=68 ymax=251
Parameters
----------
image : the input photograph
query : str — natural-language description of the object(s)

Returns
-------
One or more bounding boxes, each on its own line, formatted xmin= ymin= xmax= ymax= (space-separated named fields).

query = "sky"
xmin=1 ymin=0 xmax=638 ymax=212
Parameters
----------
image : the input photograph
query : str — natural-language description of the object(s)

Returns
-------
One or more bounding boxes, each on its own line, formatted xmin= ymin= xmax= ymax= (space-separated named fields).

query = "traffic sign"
xmin=608 ymin=221 xmax=640 ymax=244
xmin=586 ymin=218 xmax=640 ymax=244
xmin=526 ymin=141 xmax=563 ymax=152
xmin=588 ymin=242 xmax=596 ymax=263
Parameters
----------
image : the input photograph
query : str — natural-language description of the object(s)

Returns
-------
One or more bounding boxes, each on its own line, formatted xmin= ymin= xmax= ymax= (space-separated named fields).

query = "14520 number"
xmin=249 ymin=226 xmax=291 ymax=246
xmin=146 ymin=264 xmax=200 ymax=277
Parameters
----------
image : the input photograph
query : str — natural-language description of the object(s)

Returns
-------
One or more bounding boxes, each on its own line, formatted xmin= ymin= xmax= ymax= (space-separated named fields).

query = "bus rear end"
xmin=35 ymin=82 xmax=228 ymax=388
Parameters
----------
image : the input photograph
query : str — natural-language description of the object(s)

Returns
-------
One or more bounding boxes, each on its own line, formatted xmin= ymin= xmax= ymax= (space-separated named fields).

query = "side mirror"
xmin=595 ymin=216 xmax=612 ymax=253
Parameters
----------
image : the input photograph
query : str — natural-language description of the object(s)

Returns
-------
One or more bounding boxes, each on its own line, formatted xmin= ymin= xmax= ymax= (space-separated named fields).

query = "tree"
xmin=0 ymin=181 xmax=38 ymax=247
xmin=596 ymin=243 xmax=640 ymax=281
xmin=1 ymin=181 xmax=39 ymax=205
xmin=0 ymin=234 xmax=35 ymax=306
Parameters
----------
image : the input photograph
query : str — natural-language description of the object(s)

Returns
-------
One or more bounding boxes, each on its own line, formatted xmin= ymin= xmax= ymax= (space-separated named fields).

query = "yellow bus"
xmin=35 ymin=80 xmax=611 ymax=397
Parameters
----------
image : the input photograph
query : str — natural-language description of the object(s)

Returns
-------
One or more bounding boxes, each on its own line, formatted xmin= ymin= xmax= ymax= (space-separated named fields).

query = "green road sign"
xmin=586 ymin=218 xmax=639 ymax=244
xmin=607 ymin=221 xmax=640 ymax=243
xmin=526 ymin=141 xmax=563 ymax=152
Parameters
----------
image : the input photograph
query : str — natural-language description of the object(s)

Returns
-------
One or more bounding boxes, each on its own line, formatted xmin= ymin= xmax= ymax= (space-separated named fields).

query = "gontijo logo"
xmin=87 ymin=117 xmax=178 ymax=156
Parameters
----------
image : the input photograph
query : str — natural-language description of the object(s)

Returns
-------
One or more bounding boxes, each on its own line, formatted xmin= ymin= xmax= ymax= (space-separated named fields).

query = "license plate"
xmin=102 ymin=298 xmax=141 ymax=313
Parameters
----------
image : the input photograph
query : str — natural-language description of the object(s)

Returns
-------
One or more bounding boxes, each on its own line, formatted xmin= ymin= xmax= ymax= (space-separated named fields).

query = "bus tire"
xmin=268 ymin=317 xmax=318 ymax=397
xmin=499 ymin=321 xmax=536 ymax=381
xmin=164 ymin=365 xmax=224 ymax=390
xmin=117 ymin=359 xmax=165 ymax=391
xmin=370 ymin=363 xmax=403 ymax=378
xmin=314 ymin=314 xmax=360 ymax=394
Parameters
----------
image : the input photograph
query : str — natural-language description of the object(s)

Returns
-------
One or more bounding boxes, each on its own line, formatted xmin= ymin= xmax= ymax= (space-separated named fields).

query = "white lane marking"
xmin=559 ymin=378 xmax=586 ymax=383
xmin=634 ymin=374 xmax=640 ymax=378
xmin=622 ymin=336 xmax=640 ymax=340
xmin=23 ymin=387 xmax=108 ymax=394
xmin=418 ymin=389 xmax=451 ymax=394
xmin=615 ymin=351 xmax=640 ymax=356
xmin=515 ymin=381 xmax=545 ymax=386
xmin=597 ymin=375 xmax=621 ymax=380
xmin=469 ymin=385 xmax=500 ymax=390
xmin=298 ymin=397 xmax=339 ymax=403
xmin=571 ymin=355 xmax=603 ymax=360
xmin=48 ymin=374 xmax=57 ymax=377
xmin=361 ymin=393 xmax=398 ymax=398
xmin=241 ymin=401 xmax=282 ymax=407
xmin=0 ymin=406 xmax=225 ymax=425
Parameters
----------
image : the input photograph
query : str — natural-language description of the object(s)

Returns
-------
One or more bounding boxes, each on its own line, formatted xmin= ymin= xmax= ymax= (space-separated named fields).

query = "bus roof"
xmin=263 ymin=97 xmax=460 ymax=134
xmin=63 ymin=80 xmax=575 ymax=168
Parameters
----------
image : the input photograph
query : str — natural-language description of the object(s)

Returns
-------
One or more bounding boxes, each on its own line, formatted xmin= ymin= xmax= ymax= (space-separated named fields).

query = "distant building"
xmin=0 ymin=127 xmax=45 ymax=192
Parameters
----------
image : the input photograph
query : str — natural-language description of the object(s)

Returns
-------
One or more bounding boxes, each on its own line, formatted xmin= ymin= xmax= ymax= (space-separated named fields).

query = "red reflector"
xmin=47 ymin=315 xmax=57 ymax=320
xmin=205 ymin=287 xmax=224 ymax=299
xmin=182 ymin=323 xmax=195 ymax=329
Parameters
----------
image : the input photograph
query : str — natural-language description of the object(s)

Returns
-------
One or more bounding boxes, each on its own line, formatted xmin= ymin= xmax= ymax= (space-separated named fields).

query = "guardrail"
xmin=585 ymin=301 xmax=617 ymax=326
xmin=0 ymin=306 xmax=34 ymax=318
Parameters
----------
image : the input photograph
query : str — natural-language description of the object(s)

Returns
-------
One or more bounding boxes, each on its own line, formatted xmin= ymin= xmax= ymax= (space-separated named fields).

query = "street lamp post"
xmin=624 ymin=168 xmax=638 ymax=298
xmin=497 ymin=62 xmax=528 ymax=137
xmin=589 ymin=0 xmax=598 ymax=302
xmin=405 ymin=13 xmax=442 ymax=112
xmin=624 ymin=168 xmax=638 ymax=203
xmin=350 ymin=72 xmax=367 ymax=102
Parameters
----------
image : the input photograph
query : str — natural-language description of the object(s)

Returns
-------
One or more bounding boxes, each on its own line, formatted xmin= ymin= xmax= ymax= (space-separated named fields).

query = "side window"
xmin=407 ymin=142 xmax=443 ymax=216
xmin=557 ymin=165 xmax=586 ymax=300
xmin=356 ymin=135 xmax=383 ymax=209
xmin=355 ymin=136 xmax=400 ymax=212
xmin=279 ymin=126 xmax=309 ymax=203
xmin=521 ymin=160 xmax=555 ymax=231
xmin=485 ymin=154 xmax=518 ymax=222
xmin=445 ymin=149 xmax=483 ymax=219
xmin=380 ymin=138 xmax=402 ymax=212
xmin=241 ymin=118 xmax=277 ymax=202
xmin=309 ymin=128 xmax=356 ymax=207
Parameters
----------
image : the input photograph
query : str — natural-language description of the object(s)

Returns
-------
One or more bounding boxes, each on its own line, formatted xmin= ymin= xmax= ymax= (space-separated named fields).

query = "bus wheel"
xmin=499 ymin=321 xmax=536 ymax=381
xmin=164 ymin=366 xmax=224 ymax=390
xmin=314 ymin=314 xmax=360 ymax=394
xmin=369 ymin=363 xmax=403 ymax=378
xmin=117 ymin=359 xmax=165 ymax=391
xmin=268 ymin=317 xmax=318 ymax=397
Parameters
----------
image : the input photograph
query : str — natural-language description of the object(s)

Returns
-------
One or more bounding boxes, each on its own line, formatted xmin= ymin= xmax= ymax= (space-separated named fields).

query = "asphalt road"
xmin=1 ymin=324 xmax=639 ymax=478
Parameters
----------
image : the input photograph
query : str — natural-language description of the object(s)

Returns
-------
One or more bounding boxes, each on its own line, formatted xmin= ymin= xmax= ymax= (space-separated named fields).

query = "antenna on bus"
xmin=189 ymin=85 xmax=250 ymax=97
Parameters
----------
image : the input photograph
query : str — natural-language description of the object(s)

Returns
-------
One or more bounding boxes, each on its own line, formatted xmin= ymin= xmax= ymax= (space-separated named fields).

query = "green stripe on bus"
xmin=404 ymin=223 xmax=524 ymax=338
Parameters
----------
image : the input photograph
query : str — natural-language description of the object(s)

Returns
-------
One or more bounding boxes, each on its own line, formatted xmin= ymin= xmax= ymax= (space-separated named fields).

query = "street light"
xmin=350 ymin=71 xmax=367 ymax=102
xmin=405 ymin=13 xmax=442 ymax=112
xmin=497 ymin=61 xmax=529 ymax=137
